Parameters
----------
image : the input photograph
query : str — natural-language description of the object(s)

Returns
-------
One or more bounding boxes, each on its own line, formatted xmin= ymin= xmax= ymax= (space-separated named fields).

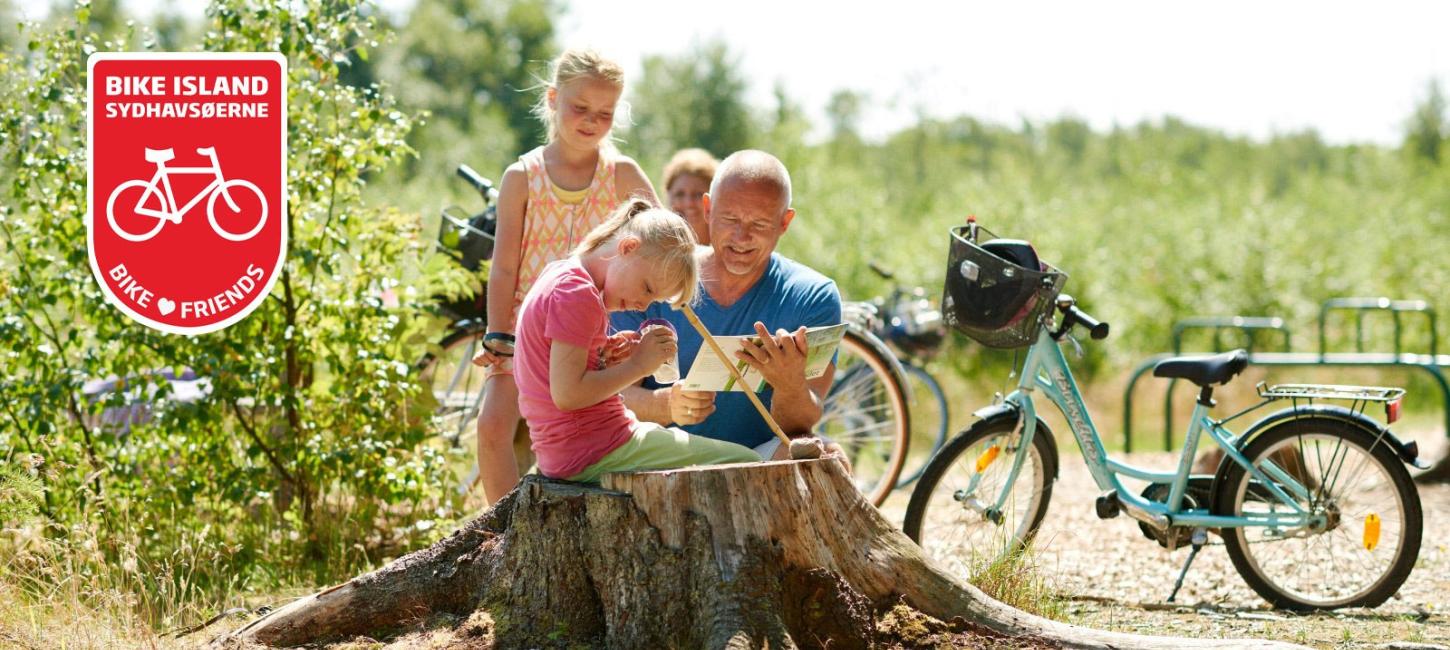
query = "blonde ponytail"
xmin=575 ymin=199 xmax=699 ymax=308
xmin=576 ymin=197 xmax=652 ymax=255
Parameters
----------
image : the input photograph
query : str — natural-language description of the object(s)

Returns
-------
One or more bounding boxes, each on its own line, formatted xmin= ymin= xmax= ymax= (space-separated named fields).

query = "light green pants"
xmin=566 ymin=424 xmax=759 ymax=483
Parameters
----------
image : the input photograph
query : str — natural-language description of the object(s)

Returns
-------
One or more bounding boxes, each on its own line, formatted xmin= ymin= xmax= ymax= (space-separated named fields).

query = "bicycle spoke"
xmin=1232 ymin=429 xmax=1415 ymax=608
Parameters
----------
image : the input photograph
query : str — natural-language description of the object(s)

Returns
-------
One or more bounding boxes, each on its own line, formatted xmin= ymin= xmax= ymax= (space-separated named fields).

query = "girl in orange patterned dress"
xmin=471 ymin=48 xmax=658 ymax=505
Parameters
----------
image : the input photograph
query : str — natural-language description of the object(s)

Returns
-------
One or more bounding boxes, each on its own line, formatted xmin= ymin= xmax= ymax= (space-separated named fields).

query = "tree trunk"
xmin=220 ymin=459 xmax=1304 ymax=649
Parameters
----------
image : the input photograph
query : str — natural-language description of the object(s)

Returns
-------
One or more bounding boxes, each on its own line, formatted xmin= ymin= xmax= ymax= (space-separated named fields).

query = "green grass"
xmin=967 ymin=543 xmax=1067 ymax=621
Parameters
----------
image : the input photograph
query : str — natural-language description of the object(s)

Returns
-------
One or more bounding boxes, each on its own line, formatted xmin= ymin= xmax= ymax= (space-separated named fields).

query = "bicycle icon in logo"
xmin=105 ymin=146 xmax=268 ymax=243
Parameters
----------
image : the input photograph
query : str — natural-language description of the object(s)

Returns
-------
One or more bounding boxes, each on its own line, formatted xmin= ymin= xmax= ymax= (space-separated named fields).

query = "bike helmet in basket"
xmin=942 ymin=225 xmax=1066 ymax=349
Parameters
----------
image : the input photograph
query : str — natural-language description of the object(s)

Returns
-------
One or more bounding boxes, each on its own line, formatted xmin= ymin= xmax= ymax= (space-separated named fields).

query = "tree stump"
xmin=221 ymin=459 xmax=1304 ymax=649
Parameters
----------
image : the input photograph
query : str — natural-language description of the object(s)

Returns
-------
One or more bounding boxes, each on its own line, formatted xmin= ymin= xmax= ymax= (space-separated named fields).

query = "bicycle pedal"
xmin=1095 ymin=491 xmax=1121 ymax=519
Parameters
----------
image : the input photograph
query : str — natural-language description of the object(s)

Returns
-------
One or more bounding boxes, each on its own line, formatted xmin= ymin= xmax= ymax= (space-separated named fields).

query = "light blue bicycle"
xmin=904 ymin=221 xmax=1427 ymax=611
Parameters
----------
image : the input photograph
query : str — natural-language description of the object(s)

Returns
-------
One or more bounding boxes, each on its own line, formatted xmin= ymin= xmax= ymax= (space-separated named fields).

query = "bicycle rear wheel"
xmin=903 ymin=416 xmax=1057 ymax=576
xmin=815 ymin=329 xmax=910 ymax=506
xmin=1214 ymin=417 xmax=1422 ymax=611
xmin=895 ymin=364 xmax=950 ymax=488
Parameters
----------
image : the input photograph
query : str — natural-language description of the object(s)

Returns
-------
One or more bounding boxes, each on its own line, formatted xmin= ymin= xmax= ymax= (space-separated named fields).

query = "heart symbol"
xmin=158 ymin=298 xmax=176 ymax=316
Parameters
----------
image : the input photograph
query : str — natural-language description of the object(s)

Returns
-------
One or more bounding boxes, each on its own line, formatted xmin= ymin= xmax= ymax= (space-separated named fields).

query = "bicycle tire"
xmin=903 ymin=414 xmax=1057 ymax=574
xmin=895 ymin=363 xmax=950 ymax=488
xmin=417 ymin=322 xmax=489 ymax=446
xmin=106 ymin=179 xmax=168 ymax=242
xmin=1214 ymin=417 xmax=1422 ymax=611
xmin=816 ymin=328 xmax=910 ymax=506
xmin=207 ymin=179 xmax=268 ymax=242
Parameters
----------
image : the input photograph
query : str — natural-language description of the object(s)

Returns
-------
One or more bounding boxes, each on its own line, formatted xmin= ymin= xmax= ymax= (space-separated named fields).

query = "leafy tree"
xmin=0 ymin=0 xmax=470 ymax=586
xmin=630 ymin=40 xmax=755 ymax=168
xmin=826 ymin=88 xmax=864 ymax=142
xmin=148 ymin=0 xmax=200 ymax=52
xmin=762 ymin=81 xmax=811 ymax=171
xmin=0 ymin=0 xmax=16 ymax=52
xmin=381 ymin=0 xmax=557 ymax=179
xmin=1404 ymin=78 xmax=1446 ymax=164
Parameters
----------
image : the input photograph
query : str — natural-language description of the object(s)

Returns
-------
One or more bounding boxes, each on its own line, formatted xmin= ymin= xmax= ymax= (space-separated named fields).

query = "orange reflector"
xmin=1363 ymin=513 xmax=1381 ymax=551
xmin=975 ymin=445 xmax=1001 ymax=473
xmin=1386 ymin=399 xmax=1402 ymax=424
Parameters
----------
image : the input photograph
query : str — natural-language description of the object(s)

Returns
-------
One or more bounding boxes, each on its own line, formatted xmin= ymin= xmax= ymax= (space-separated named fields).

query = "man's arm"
xmin=621 ymin=384 xmax=670 ymax=423
xmin=622 ymin=383 xmax=717 ymax=426
xmin=770 ymin=359 xmax=833 ymax=436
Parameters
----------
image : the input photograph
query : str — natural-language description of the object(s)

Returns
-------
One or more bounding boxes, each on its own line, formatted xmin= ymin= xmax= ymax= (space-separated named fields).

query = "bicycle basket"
xmin=437 ymin=205 xmax=497 ymax=272
xmin=942 ymin=225 xmax=1066 ymax=349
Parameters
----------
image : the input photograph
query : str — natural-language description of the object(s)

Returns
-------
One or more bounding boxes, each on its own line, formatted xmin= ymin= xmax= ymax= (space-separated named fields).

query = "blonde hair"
xmin=532 ymin=48 xmax=627 ymax=144
xmin=662 ymin=148 xmax=719 ymax=193
xmin=576 ymin=198 xmax=699 ymax=309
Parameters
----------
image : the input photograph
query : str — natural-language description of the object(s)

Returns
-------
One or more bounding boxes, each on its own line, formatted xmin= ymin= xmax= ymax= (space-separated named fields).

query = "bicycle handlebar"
xmin=868 ymin=261 xmax=895 ymax=281
xmin=1054 ymin=300 xmax=1110 ymax=340
xmin=1068 ymin=305 xmax=1110 ymax=340
xmin=456 ymin=164 xmax=498 ymax=201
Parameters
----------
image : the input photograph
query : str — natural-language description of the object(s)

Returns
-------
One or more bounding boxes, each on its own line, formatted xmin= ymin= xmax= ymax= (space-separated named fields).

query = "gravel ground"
xmin=881 ymin=446 xmax=1450 ymax=649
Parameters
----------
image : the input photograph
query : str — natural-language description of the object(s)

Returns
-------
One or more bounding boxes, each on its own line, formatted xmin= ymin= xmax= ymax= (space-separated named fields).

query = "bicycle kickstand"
xmin=1167 ymin=527 xmax=1209 ymax=603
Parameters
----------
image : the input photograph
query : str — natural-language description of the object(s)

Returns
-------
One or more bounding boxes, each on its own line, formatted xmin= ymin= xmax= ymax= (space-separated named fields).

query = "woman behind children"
xmin=515 ymin=200 xmax=759 ymax=482
xmin=660 ymin=148 xmax=717 ymax=245
xmin=474 ymin=48 xmax=660 ymax=505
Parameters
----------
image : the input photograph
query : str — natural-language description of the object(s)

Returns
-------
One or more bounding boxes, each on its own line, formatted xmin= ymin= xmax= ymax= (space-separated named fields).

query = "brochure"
xmin=679 ymin=323 xmax=846 ymax=392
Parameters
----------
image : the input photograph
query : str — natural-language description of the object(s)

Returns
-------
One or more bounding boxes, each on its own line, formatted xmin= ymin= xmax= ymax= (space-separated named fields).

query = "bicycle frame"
xmin=133 ymin=152 xmax=238 ymax=222
xmin=989 ymin=326 xmax=1324 ymax=531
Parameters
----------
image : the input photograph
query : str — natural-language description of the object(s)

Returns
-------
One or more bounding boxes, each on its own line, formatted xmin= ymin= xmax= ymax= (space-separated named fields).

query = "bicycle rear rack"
xmin=1256 ymin=382 xmax=1405 ymax=403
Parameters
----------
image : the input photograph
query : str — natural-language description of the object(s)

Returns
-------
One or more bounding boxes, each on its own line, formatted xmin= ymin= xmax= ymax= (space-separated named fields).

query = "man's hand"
xmin=601 ymin=330 xmax=640 ymax=368
xmin=665 ymin=383 xmax=715 ymax=425
xmin=735 ymin=322 xmax=808 ymax=389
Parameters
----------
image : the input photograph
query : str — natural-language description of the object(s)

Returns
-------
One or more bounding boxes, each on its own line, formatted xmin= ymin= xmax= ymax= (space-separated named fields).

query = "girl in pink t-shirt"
xmin=513 ymin=199 xmax=758 ymax=481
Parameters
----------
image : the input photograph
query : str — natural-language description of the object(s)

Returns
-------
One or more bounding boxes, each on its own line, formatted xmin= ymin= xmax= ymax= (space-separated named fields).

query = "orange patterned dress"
xmin=491 ymin=146 xmax=619 ymax=377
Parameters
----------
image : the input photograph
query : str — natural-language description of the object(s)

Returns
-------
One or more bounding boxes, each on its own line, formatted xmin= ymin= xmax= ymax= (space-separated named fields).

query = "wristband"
xmin=482 ymin=332 xmax=516 ymax=357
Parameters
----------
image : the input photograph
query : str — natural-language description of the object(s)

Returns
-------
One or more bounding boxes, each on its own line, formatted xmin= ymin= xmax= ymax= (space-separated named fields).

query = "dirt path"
xmin=882 ymin=450 xmax=1450 ymax=648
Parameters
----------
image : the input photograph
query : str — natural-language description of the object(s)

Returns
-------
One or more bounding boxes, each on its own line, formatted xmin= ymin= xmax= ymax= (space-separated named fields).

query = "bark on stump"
xmin=221 ymin=459 xmax=1304 ymax=649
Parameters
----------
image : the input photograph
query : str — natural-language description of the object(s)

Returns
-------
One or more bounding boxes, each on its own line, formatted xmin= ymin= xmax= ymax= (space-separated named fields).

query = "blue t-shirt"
xmin=611 ymin=253 xmax=842 ymax=449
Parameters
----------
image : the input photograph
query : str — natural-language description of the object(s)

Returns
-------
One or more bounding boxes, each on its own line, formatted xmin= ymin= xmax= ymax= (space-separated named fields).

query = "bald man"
xmin=613 ymin=150 xmax=843 ymax=459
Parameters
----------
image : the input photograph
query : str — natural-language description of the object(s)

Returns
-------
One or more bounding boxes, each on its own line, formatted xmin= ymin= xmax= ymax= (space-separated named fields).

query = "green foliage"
xmin=379 ymin=0 xmax=557 ymax=181
xmin=0 ymin=459 xmax=44 ymax=526
xmin=1404 ymin=79 xmax=1447 ymax=165
xmin=826 ymin=89 xmax=864 ymax=141
xmin=630 ymin=40 xmax=754 ymax=168
xmin=777 ymin=114 xmax=1450 ymax=381
xmin=0 ymin=0 xmax=471 ymax=621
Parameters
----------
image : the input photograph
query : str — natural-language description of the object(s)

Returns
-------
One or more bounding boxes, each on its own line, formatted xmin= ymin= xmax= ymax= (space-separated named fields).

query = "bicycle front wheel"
xmin=903 ymin=416 xmax=1057 ymax=575
xmin=1215 ymin=417 xmax=1422 ymax=611
xmin=207 ymin=179 xmax=268 ymax=241
xmin=815 ymin=329 xmax=909 ymax=506
xmin=895 ymin=364 xmax=950 ymax=488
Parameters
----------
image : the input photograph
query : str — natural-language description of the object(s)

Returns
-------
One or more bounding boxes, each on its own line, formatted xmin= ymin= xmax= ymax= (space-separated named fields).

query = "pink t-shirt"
xmin=514 ymin=258 xmax=636 ymax=478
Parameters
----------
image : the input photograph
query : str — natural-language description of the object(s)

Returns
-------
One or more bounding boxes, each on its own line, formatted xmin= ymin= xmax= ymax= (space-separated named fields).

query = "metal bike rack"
xmin=1123 ymin=298 xmax=1450 ymax=453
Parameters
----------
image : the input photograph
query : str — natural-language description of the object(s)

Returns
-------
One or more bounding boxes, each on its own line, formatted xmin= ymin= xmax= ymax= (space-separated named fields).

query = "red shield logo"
xmin=88 ymin=53 xmax=286 ymax=335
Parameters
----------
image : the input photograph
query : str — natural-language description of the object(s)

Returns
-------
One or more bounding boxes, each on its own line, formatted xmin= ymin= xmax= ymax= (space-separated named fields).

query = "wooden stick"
xmin=680 ymin=305 xmax=794 ymax=449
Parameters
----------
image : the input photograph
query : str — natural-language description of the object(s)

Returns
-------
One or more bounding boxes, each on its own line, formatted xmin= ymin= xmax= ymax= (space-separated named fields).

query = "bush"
xmin=0 ymin=0 xmax=476 ymax=625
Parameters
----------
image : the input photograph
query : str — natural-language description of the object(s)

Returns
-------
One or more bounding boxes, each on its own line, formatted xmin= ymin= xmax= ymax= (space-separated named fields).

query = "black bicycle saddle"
xmin=1152 ymin=349 xmax=1249 ymax=387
